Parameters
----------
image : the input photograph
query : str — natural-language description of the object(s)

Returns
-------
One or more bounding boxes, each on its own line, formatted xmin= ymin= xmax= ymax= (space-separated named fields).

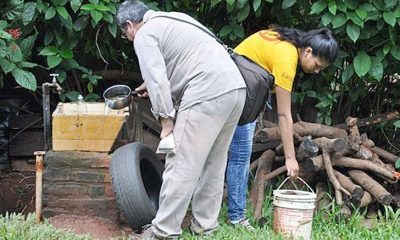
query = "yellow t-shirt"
xmin=234 ymin=30 xmax=298 ymax=92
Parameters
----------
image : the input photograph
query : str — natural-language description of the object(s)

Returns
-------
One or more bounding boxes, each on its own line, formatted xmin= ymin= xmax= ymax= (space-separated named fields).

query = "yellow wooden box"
xmin=52 ymin=102 xmax=129 ymax=152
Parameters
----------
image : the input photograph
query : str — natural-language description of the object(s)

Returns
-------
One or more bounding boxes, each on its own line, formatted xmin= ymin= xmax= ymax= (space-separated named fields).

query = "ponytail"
xmin=274 ymin=27 xmax=339 ymax=64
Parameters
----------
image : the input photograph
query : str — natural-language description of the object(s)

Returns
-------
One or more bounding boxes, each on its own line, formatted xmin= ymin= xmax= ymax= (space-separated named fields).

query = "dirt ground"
xmin=0 ymin=170 xmax=132 ymax=240
xmin=0 ymin=170 xmax=36 ymax=214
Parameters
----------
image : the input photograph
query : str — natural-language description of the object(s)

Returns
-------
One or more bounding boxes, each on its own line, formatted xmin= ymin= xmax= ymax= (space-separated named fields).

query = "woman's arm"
xmin=275 ymin=85 xmax=299 ymax=178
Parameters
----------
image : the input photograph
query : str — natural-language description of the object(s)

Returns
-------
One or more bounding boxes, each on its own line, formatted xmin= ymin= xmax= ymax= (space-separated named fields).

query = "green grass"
xmin=1 ymin=192 xmax=399 ymax=240
xmin=0 ymin=212 xmax=92 ymax=240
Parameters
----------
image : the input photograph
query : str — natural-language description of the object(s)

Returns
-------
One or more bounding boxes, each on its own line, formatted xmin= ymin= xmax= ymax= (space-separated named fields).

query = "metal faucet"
xmin=43 ymin=73 xmax=63 ymax=95
xmin=42 ymin=73 xmax=63 ymax=151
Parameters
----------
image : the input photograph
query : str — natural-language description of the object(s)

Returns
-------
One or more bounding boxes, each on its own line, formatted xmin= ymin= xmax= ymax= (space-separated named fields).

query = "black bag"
xmin=230 ymin=52 xmax=275 ymax=125
xmin=152 ymin=16 xmax=275 ymax=125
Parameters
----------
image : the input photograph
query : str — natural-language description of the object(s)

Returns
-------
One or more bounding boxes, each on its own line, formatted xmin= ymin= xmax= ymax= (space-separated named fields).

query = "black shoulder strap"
xmin=150 ymin=15 xmax=226 ymax=47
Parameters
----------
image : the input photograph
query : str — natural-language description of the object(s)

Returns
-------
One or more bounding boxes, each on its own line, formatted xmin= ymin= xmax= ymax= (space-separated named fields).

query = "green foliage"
xmin=1 ymin=0 xmax=122 ymax=100
xmin=1 ymin=0 xmax=399 ymax=149
xmin=0 ymin=213 xmax=92 ymax=240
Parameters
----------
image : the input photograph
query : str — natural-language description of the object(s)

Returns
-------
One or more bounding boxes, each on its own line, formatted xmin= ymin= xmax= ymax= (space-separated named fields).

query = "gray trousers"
xmin=151 ymin=89 xmax=246 ymax=238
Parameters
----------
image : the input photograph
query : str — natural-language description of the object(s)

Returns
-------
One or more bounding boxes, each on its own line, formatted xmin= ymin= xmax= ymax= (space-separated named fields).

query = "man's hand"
xmin=160 ymin=118 xmax=174 ymax=139
xmin=286 ymin=158 xmax=299 ymax=178
xmin=134 ymin=82 xmax=149 ymax=98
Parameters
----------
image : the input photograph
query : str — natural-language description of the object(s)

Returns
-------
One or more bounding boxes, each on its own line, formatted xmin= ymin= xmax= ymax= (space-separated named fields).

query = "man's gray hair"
xmin=116 ymin=0 xmax=149 ymax=29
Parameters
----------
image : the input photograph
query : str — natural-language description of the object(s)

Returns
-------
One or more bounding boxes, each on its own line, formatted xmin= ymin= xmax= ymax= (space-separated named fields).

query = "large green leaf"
xmin=91 ymin=10 xmax=103 ymax=24
xmin=390 ymin=45 xmax=400 ymax=60
xmin=341 ymin=64 xmax=354 ymax=83
xmin=346 ymin=22 xmax=360 ymax=42
xmin=384 ymin=0 xmax=397 ymax=10
xmin=233 ymin=25 xmax=244 ymax=38
xmin=19 ymin=33 xmax=37 ymax=53
xmin=96 ymin=4 xmax=111 ymax=12
xmin=0 ymin=46 xmax=9 ymax=58
xmin=310 ymin=0 xmax=327 ymax=15
xmin=211 ymin=0 xmax=222 ymax=8
xmin=328 ymin=0 xmax=337 ymax=15
xmin=39 ymin=46 xmax=59 ymax=56
xmin=321 ymin=13 xmax=333 ymax=26
xmin=237 ymin=4 xmax=250 ymax=22
xmin=60 ymin=49 xmax=73 ymax=59
xmin=108 ymin=23 xmax=117 ymax=38
xmin=355 ymin=7 xmax=368 ymax=20
xmin=51 ymin=0 xmax=68 ymax=6
xmin=11 ymin=68 xmax=37 ymax=91
xmin=70 ymin=0 xmax=81 ymax=12
xmin=45 ymin=7 xmax=56 ymax=20
xmin=353 ymin=51 xmax=371 ymax=77
xmin=0 ymin=58 xmax=16 ymax=73
xmin=18 ymin=61 xmax=39 ymax=69
xmin=0 ymin=21 xmax=8 ymax=30
xmin=0 ymin=30 xmax=13 ymax=41
xmin=47 ymin=55 xmax=62 ymax=68
xmin=9 ymin=44 xmax=23 ymax=63
xmin=368 ymin=58 xmax=383 ymax=81
xmin=332 ymin=13 xmax=347 ymax=28
xmin=73 ymin=16 xmax=90 ymax=31
xmin=253 ymin=0 xmax=261 ymax=12
xmin=56 ymin=6 xmax=69 ymax=19
xmin=282 ymin=0 xmax=296 ymax=9
xmin=22 ymin=2 xmax=37 ymax=25
xmin=349 ymin=12 xmax=364 ymax=27
xmin=343 ymin=0 xmax=358 ymax=10
xmin=383 ymin=11 xmax=396 ymax=26
xmin=80 ymin=3 xmax=97 ymax=11
xmin=219 ymin=25 xmax=233 ymax=37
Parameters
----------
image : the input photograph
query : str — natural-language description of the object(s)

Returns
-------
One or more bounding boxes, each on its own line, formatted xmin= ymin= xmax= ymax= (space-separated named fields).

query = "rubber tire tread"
xmin=110 ymin=142 xmax=164 ymax=231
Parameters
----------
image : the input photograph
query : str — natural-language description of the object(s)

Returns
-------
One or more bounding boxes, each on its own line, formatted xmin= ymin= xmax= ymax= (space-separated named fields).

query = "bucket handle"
xmin=276 ymin=177 xmax=315 ymax=194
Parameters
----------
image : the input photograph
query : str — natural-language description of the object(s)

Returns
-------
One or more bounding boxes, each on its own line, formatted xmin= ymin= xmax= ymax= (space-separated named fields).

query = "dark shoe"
xmin=229 ymin=218 xmax=256 ymax=231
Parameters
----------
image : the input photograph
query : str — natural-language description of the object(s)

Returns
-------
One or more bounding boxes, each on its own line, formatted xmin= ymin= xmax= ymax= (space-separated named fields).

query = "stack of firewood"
xmin=248 ymin=112 xmax=400 ymax=220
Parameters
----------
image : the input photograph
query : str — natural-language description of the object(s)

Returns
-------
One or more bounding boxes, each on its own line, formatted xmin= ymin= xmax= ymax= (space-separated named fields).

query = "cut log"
xmin=254 ymin=121 xmax=347 ymax=143
xmin=314 ymin=137 xmax=348 ymax=153
xmin=393 ymin=194 xmax=400 ymax=208
xmin=359 ymin=191 xmax=374 ymax=208
xmin=346 ymin=117 xmax=361 ymax=152
xmin=248 ymin=150 xmax=275 ymax=219
xmin=296 ymin=135 xmax=319 ymax=162
xmin=334 ymin=170 xmax=364 ymax=201
xmin=307 ymin=155 xmax=325 ymax=172
xmin=322 ymin=149 xmax=348 ymax=204
xmin=348 ymin=170 xmax=394 ymax=205
xmin=371 ymin=146 xmax=399 ymax=164
xmin=333 ymin=157 xmax=396 ymax=180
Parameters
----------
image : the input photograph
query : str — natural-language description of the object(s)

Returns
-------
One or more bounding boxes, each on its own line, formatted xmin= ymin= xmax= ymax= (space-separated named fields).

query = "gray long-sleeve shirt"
xmin=134 ymin=10 xmax=246 ymax=120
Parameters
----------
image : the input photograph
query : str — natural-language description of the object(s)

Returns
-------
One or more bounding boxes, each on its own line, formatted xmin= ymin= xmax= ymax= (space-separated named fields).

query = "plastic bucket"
xmin=273 ymin=177 xmax=316 ymax=240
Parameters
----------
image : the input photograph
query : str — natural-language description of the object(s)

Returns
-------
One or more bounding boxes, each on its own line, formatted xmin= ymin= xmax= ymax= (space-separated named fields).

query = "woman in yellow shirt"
xmin=226 ymin=27 xmax=339 ymax=228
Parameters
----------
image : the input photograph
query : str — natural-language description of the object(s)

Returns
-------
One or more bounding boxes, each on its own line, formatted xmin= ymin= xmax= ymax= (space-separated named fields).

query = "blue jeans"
xmin=226 ymin=121 xmax=256 ymax=222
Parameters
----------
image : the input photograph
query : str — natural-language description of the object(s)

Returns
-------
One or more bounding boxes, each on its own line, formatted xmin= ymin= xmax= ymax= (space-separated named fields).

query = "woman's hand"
xmin=285 ymin=158 xmax=299 ymax=178
xmin=134 ymin=82 xmax=149 ymax=98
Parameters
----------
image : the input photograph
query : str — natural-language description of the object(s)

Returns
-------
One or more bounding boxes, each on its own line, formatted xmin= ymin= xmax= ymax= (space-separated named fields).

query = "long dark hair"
xmin=274 ymin=27 xmax=339 ymax=64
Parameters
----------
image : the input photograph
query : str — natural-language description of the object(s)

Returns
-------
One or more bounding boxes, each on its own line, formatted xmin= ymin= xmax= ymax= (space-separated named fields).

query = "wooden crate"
xmin=52 ymin=102 xmax=128 ymax=152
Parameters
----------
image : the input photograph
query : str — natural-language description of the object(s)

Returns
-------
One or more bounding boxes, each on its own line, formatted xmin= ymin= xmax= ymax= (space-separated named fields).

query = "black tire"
xmin=110 ymin=142 xmax=164 ymax=231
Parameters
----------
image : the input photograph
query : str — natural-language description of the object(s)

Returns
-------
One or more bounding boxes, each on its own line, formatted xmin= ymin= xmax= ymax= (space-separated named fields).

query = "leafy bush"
xmin=1 ymin=0 xmax=399 ymax=149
